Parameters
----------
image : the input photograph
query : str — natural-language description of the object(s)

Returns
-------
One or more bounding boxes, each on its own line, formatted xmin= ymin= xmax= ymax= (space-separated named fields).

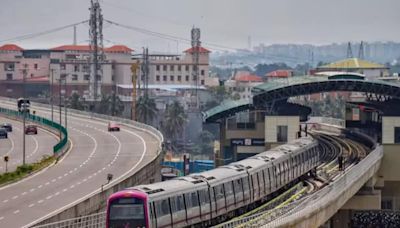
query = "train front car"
xmin=107 ymin=190 xmax=149 ymax=228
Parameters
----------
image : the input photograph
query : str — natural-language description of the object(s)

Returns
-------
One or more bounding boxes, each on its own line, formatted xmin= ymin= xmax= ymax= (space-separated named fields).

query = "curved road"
xmin=0 ymin=117 xmax=56 ymax=173
xmin=0 ymin=101 xmax=160 ymax=227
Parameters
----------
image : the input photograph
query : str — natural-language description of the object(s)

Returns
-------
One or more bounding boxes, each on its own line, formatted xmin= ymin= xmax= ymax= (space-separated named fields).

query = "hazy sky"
xmin=1 ymin=0 xmax=399 ymax=53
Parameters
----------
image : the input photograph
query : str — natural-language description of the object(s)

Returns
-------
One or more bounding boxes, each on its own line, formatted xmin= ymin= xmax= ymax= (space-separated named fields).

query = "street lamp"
xmin=22 ymin=64 xmax=28 ymax=166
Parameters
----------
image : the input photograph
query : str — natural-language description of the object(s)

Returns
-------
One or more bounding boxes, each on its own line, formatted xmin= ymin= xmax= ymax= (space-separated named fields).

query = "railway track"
xmin=217 ymin=131 xmax=373 ymax=227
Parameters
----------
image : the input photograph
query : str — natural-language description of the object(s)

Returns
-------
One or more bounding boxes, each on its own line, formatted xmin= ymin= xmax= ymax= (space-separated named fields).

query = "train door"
xmin=155 ymin=199 xmax=172 ymax=228
xmin=185 ymin=192 xmax=201 ymax=226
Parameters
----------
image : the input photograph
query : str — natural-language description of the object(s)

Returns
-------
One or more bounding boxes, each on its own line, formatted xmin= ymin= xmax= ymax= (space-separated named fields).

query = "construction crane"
xmin=130 ymin=61 xmax=140 ymax=121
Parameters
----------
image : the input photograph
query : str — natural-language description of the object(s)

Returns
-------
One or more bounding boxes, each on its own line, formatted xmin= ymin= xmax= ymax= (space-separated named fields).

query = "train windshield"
xmin=109 ymin=197 xmax=146 ymax=228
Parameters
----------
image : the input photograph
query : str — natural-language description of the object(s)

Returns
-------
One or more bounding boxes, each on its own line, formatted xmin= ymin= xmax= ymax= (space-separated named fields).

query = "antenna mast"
xmin=89 ymin=0 xmax=105 ymax=102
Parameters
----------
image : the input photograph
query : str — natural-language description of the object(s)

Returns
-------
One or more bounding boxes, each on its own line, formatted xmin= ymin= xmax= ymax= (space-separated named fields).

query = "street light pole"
xmin=59 ymin=78 xmax=62 ymax=139
xmin=51 ymin=69 xmax=54 ymax=123
xmin=64 ymin=78 xmax=67 ymax=129
xmin=22 ymin=64 xmax=27 ymax=166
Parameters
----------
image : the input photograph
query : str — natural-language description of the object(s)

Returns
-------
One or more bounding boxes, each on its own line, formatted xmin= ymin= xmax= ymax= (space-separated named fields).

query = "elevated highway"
xmin=0 ymin=99 xmax=162 ymax=227
xmin=0 ymin=116 xmax=57 ymax=173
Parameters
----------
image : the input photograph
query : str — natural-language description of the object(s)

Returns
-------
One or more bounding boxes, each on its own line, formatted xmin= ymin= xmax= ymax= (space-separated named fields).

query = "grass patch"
xmin=0 ymin=155 xmax=56 ymax=185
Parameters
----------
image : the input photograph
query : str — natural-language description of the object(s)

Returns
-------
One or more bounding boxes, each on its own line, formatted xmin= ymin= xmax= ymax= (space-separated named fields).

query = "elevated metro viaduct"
xmin=203 ymin=74 xmax=400 ymax=227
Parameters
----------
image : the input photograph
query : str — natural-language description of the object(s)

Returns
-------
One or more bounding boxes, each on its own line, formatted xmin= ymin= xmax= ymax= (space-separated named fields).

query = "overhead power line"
xmin=0 ymin=20 xmax=89 ymax=44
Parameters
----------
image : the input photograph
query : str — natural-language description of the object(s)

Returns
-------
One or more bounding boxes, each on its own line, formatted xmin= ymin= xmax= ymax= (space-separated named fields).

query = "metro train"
xmin=106 ymin=137 xmax=319 ymax=228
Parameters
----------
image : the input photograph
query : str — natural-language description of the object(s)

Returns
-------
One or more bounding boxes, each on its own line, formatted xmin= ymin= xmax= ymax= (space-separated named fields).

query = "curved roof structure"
xmin=317 ymin=58 xmax=387 ymax=69
xmin=204 ymin=75 xmax=400 ymax=122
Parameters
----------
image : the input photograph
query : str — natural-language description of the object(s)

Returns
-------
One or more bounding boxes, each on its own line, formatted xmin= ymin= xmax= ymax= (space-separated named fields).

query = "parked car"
xmin=1 ymin=123 xmax=12 ymax=132
xmin=108 ymin=122 xmax=120 ymax=132
xmin=0 ymin=128 xmax=8 ymax=139
xmin=25 ymin=125 xmax=38 ymax=135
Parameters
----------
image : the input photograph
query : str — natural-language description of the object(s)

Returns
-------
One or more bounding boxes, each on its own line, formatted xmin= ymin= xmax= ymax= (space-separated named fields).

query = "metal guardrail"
xmin=0 ymin=107 xmax=68 ymax=155
xmin=32 ymin=212 xmax=106 ymax=228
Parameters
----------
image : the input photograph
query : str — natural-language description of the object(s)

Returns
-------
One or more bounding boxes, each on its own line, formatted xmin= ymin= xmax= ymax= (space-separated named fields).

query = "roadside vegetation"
xmin=0 ymin=155 xmax=55 ymax=186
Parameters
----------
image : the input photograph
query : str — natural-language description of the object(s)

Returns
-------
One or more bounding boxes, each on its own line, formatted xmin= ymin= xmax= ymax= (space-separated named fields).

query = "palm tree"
xmin=136 ymin=96 xmax=158 ymax=124
xmin=162 ymin=101 xmax=187 ymax=142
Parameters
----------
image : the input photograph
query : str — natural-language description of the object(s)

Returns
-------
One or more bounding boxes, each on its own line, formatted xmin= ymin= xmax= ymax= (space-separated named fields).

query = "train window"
xmin=234 ymin=179 xmax=242 ymax=192
xmin=185 ymin=193 xmax=192 ymax=208
xmin=224 ymin=182 xmax=233 ymax=195
xmin=191 ymin=192 xmax=199 ymax=207
xmin=177 ymin=195 xmax=185 ymax=211
xmin=156 ymin=200 xmax=169 ymax=216
xmin=242 ymin=178 xmax=249 ymax=191
xmin=214 ymin=185 xmax=224 ymax=200
xmin=199 ymin=190 xmax=208 ymax=205
xmin=170 ymin=197 xmax=177 ymax=212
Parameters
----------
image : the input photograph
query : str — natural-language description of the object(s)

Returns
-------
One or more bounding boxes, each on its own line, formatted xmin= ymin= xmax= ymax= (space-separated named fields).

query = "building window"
xmin=185 ymin=75 xmax=189 ymax=81
xmin=156 ymin=75 xmax=160 ymax=81
xmin=193 ymin=75 xmax=197 ymax=81
xmin=111 ymin=75 xmax=115 ymax=82
xmin=82 ymin=64 xmax=90 ymax=72
xmin=395 ymin=127 xmax=400 ymax=143
xmin=84 ymin=74 xmax=90 ymax=80
xmin=170 ymin=65 xmax=174 ymax=71
xmin=60 ymin=63 xmax=66 ymax=70
xmin=60 ymin=74 xmax=67 ymax=79
xmin=178 ymin=75 xmax=181 ymax=81
xmin=163 ymin=65 xmax=167 ymax=71
xmin=4 ymin=63 xmax=15 ymax=71
xmin=201 ymin=69 xmax=205 ymax=76
xmin=178 ymin=65 xmax=181 ymax=71
xmin=156 ymin=65 xmax=160 ymax=71
xmin=74 ymin=65 xmax=79 ymax=72
xmin=185 ymin=65 xmax=189 ymax=71
xmin=34 ymin=64 xmax=38 ymax=70
xmin=170 ymin=75 xmax=174 ymax=81
xmin=201 ymin=80 xmax=204 ymax=85
xmin=72 ymin=74 xmax=78 ymax=81
xmin=277 ymin=125 xmax=288 ymax=142
xmin=96 ymin=75 xmax=101 ymax=81
xmin=6 ymin=74 xmax=12 ymax=80
xmin=163 ymin=75 xmax=167 ymax=81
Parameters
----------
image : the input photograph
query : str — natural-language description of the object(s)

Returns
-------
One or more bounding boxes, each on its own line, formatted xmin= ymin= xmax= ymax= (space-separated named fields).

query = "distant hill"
xmin=211 ymin=41 xmax=400 ymax=67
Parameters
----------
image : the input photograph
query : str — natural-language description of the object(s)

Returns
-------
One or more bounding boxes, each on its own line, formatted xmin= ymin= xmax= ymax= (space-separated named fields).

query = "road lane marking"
xmin=28 ymin=204 xmax=34 ymax=208
xmin=13 ymin=210 xmax=19 ymax=214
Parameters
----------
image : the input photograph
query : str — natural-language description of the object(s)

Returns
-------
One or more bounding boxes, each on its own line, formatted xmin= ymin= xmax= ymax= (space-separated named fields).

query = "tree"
xmin=69 ymin=93 xmax=85 ymax=110
xmin=136 ymin=96 xmax=158 ymax=124
xmin=110 ymin=92 xmax=124 ymax=116
xmin=192 ymin=130 xmax=215 ymax=157
xmin=254 ymin=63 xmax=292 ymax=76
xmin=96 ymin=93 xmax=111 ymax=115
xmin=162 ymin=101 xmax=187 ymax=142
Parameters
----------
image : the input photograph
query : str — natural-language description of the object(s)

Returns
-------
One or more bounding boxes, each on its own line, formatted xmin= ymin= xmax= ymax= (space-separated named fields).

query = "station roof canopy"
xmin=203 ymin=99 xmax=252 ymax=122
xmin=204 ymin=74 xmax=400 ymax=123
xmin=317 ymin=58 xmax=388 ymax=69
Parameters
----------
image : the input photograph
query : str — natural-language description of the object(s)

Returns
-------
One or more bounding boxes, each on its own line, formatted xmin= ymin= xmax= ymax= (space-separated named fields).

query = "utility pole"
xmin=191 ymin=27 xmax=201 ymax=110
xmin=59 ymin=78 xmax=62 ymax=139
xmin=346 ymin=42 xmax=353 ymax=58
xmin=64 ymin=78 xmax=67 ymax=129
xmin=140 ymin=48 xmax=149 ymax=123
xmin=50 ymin=69 xmax=54 ymax=123
xmin=22 ymin=64 xmax=27 ymax=166
xmin=89 ymin=0 xmax=105 ymax=103
xmin=358 ymin=41 xmax=364 ymax=59
xmin=73 ymin=25 xmax=77 ymax=45
xmin=131 ymin=61 xmax=140 ymax=121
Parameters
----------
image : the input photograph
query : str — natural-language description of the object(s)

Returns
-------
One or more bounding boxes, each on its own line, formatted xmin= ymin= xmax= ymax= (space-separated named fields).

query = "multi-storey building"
xmin=144 ymin=47 xmax=210 ymax=87
xmin=224 ymin=71 xmax=263 ymax=100
xmin=0 ymin=44 xmax=133 ymax=98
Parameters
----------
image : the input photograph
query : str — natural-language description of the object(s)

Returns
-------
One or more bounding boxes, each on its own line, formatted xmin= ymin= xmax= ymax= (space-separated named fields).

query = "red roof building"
xmin=0 ymin=44 xmax=24 ymax=51
xmin=51 ymin=45 xmax=133 ymax=53
xmin=235 ymin=74 xmax=263 ymax=82
xmin=266 ymin=70 xmax=293 ymax=78
xmin=184 ymin=46 xmax=211 ymax=54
